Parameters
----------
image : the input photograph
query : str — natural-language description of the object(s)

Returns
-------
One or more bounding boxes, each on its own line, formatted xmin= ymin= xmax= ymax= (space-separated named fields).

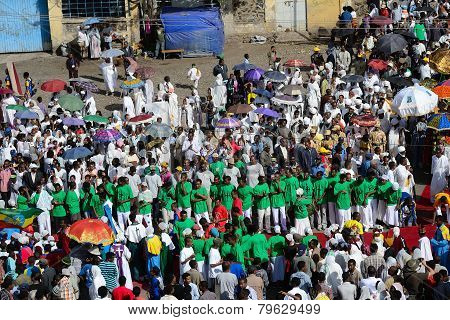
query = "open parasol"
xmin=83 ymin=115 xmax=109 ymax=124
xmin=120 ymin=78 xmax=145 ymax=90
xmin=15 ymin=110 xmax=39 ymax=120
xmin=144 ymin=123 xmax=173 ymax=138
xmin=75 ymin=81 xmax=99 ymax=93
xmin=384 ymin=76 xmax=413 ymax=88
xmin=282 ymin=85 xmax=304 ymax=96
xmin=227 ymin=104 xmax=253 ymax=114
xmin=432 ymin=85 xmax=450 ymax=99
xmin=93 ymin=129 xmax=121 ymax=143
xmin=67 ymin=218 xmax=114 ymax=245
xmin=427 ymin=113 xmax=450 ymax=131
xmin=125 ymin=57 xmax=138 ymax=74
xmin=284 ymin=59 xmax=306 ymax=68
xmin=376 ymin=33 xmax=407 ymax=55
xmin=351 ymin=114 xmax=379 ymax=127
xmin=263 ymin=71 xmax=287 ymax=82
xmin=244 ymin=68 xmax=265 ymax=82
xmin=233 ymin=63 xmax=258 ymax=72
xmin=100 ymin=48 xmax=124 ymax=58
xmin=254 ymin=108 xmax=280 ymax=118
xmin=368 ymin=59 xmax=388 ymax=71
xmin=128 ymin=114 xmax=153 ymax=125
xmin=6 ymin=105 xmax=27 ymax=111
xmin=253 ymin=88 xmax=273 ymax=98
xmin=392 ymin=83 xmax=439 ymax=117
xmin=135 ymin=66 xmax=156 ymax=80
xmin=58 ymin=94 xmax=84 ymax=112
xmin=41 ymin=79 xmax=66 ymax=93
xmin=63 ymin=147 xmax=93 ymax=160
xmin=429 ymin=49 xmax=450 ymax=74
xmin=216 ymin=117 xmax=241 ymax=129
xmin=63 ymin=117 xmax=85 ymax=126
xmin=272 ymin=95 xmax=301 ymax=106
xmin=342 ymin=74 xmax=365 ymax=83
xmin=370 ymin=15 xmax=393 ymax=26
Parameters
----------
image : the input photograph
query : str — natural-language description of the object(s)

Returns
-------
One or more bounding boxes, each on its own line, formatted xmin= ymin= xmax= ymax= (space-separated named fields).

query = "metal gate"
xmin=275 ymin=0 xmax=307 ymax=31
xmin=0 ymin=0 xmax=52 ymax=53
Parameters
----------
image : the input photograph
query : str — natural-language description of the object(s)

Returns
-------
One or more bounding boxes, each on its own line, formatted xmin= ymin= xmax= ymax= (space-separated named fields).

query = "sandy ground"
xmin=1 ymin=37 xmax=323 ymax=115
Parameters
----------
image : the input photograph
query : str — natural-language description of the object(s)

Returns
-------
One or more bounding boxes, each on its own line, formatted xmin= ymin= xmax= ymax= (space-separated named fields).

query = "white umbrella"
xmin=392 ymin=83 xmax=439 ymax=117
xmin=100 ymin=48 xmax=124 ymax=58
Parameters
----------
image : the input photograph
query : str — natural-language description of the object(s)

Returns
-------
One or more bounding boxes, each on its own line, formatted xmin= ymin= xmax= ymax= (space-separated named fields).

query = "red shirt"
xmin=112 ymin=286 xmax=135 ymax=300
xmin=232 ymin=197 xmax=243 ymax=216
xmin=212 ymin=204 xmax=228 ymax=232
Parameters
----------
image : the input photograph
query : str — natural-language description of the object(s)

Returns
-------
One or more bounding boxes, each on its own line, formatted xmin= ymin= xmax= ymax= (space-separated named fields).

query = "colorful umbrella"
xmin=83 ymin=115 xmax=109 ymax=123
xmin=63 ymin=117 xmax=85 ymax=126
xmin=0 ymin=208 xmax=43 ymax=228
xmin=284 ymin=59 xmax=306 ymax=67
xmin=120 ymin=78 xmax=145 ymax=90
xmin=15 ymin=110 xmax=39 ymax=120
xmin=370 ymin=15 xmax=393 ymax=26
xmin=429 ymin=49 xmax=450 ymax=74
xmin=264 ymin=71 xmax=287 ymax=82
xmin=100 ymin=48 xmax=124 ymax=58
xmin=58 ymin=94 xmax=84 ymax=112
xmin=0 ymin=88 xmax=14 ymax=95
xmin=67 ymin=218 xmax=114 ymax=245
xmin=63 ymin=147 xmax=93 ymax=160
xmin=144 ymin=123 xmax=173 ymax=138
xmin=135 ymin=67 xmax=155 ymax=80
xmin=254 ymin=108 xmax=280 ymax=118
xmin=41 ymin=79 xmax=66 ymax=93
xmin=392 ymin=84 xmax=439 ymax=117
xmin=227 ymin=104 xmax=253 ymax=114
xmin=351 ymin=114 xmax=379 ymax=127
xmin=93 ymin=129 xmax=121 ymax=143
xmin=216 ymin=117 xmax=241 ymax=129
xmin=75 ymin=81 xmax=99 ymax=93
xmin=368 ymin=59 xmax=388 ymax=71
xmin=6 ymin=105 xmax=27 ymax=111
xmin=128 ymin=114 xmax=153 ymax=125
xmin=244 ymin=68 xmax=265 ymax=82
xmin=433 ymin=85 xmax=450 ymax=99
xmin=439 ymin=79 xmax=450 ymax=87
xmin=427 ymin=113 xmax=450 ymax=131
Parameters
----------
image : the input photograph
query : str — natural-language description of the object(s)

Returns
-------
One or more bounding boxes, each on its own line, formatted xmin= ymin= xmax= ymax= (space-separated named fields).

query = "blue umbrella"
xmin=63 ymin=117 xmax=85 ymax=126
xmin=15 ymin=110 xmax=39 ymax=120
xmin=253 ymin=88 xmax=273 ymax=98
xmin=254 ymin=108 xmax=280 ymax=118
xmin=428 ymin=113 xmax=450 ymax=131
xmin=244 ymin=68 xmax=265 ymax=82
xmin=100 ymin=48 xmax=124 ymax=58
xmin=82 ymin=17 xmax=102 ymax=26
xmin=232 ymin=63 xmax=259 ymax=72
xmin=263 ymin=71 xmax=287 ymax=82
xmin=63 ymin=147 xmax=93 ymax=160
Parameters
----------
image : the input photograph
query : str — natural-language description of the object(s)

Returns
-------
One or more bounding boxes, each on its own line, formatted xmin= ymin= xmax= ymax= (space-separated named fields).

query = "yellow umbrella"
xmin=429 ymin=49 xmax=450 ymax=74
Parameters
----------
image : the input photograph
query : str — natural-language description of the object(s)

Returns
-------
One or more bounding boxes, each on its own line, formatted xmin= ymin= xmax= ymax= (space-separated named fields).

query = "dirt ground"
xmin=1 ymin=37 xmax=323 ymax=115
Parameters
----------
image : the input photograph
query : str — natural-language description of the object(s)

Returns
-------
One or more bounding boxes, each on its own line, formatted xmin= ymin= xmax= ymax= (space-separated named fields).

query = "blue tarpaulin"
xmin=160 ymin=6 xmax=224 ymax=57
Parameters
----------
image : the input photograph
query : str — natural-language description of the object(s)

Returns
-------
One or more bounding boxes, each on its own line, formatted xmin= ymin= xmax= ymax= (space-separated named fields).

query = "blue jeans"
xmin=154 ymin=40 xmax=165 ymax=58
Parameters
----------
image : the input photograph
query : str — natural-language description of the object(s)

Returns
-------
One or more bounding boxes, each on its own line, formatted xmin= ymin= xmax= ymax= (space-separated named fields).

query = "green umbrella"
xmin=83 ymin=115 xmax=108 ymax=123
xmin=6 ymin=105 xmax=27 ymax=111
xmin=58 ymin=94 xmax=84 ymax=112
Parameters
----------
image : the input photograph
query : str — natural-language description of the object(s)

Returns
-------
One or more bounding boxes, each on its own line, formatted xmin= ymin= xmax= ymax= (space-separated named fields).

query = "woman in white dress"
xmin=88 ymin=27 xmax=101 ymax=59
xmin=246 ymin=155 xmax=264 ymax=188
xmin=99 ymin=58 xmax=117 ymax=95
xmin=111 ymin=234 xmax=133 ymax=289
xmin=123 ymin=92 xmax=136 ymax=118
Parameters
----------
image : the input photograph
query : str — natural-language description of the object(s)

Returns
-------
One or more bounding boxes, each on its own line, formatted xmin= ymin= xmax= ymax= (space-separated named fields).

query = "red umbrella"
xmin=351 ymin=114 xmax=379 ymax=127
xmin=0 ymin=88 xmax=14 ymax=94
xmin=368 ymin=59 xmax=388 ymax=71
xmin=128 ymin=114 xmax=153 ymax=125
xmin=370 ymin=15 xmax=393 ymax=26
xmin=41 ymin=79 xmax=67 ymax=92
xmin=284 ymin=59 xmax=306 ymax=67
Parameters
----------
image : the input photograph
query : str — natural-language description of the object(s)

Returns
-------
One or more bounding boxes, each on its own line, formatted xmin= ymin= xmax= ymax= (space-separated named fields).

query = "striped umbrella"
xmin=120 ymin=78 xmax=144 ymax=90
xmin=128 ymin=114 xmax=153 ymax=125
xmin=216 ymin=117 xmax=241 ymax=129
xmin=93 ymin=129 xmax=121 ymax=143
xmin=75 ymin=81 xmax=99 ymax=93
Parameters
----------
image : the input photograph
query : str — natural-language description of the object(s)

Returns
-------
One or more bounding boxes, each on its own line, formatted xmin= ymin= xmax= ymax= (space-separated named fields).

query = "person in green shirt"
xmin=365 ymin=171 xmax=379 ymax=226
xmin=334 ymin=173 xmax=352 ymax=230
xmin=376 ymin=175 xmax=392 ymax=224
xmin=65 ymin=181 xmax=81 ymax=223
xmin=191 ymin=179 xmax=210 ymax=224
xmin=351 ymin=175 xmax=371 ymax=229
xmin=209 ymin=154 xmax=225 ymax=181
xmin=221 ymin=233 xmax=233 ymax=257
xmin=242 ymin=224 xmax=269 ymax=263
xmin=267 ymin=225 xmax=286 ymax=282
xmin=234 ymin=153 xmax=247 ymax=176
xmin=116 ymin=176 xmax=134 ymax=232
xmin=252 ymin=176 xmax=271 ymax=233
xmin=51 ymin=183 xmax=66 ymax=230
xmin=192 ymin=229 xmax=206 ymax=278
xmin=219 ymin=175 xmax=234 ymax=212
xmin=237 ymin=178 xmax=253 ymax=220
xmin=91 ymin=185 xmax=106 ymax=218
xmin=209 ymin=176 xmax=221 ymax=203
xmin=80 ymin=181 xmax=94 ymax=219
xmin=175 ymin=172 xmax=192 ymax=217
xmin=17 ymin=186 xmax=30 ymax=210
xmin=384 ymin=182 xmax=402 ymax=227
xmin=138 ymin=183 xmax=153 ymax=225
xmin=270 ymin=173 xmax=287 ymax=232
xmin=312 ymin=170 xmax=328 ymax=231
xmin=173 ymin=210 xmax=195 ymax=249
xmin=284 ymin=169 xmax=300 ymax=210
xmin=293 ymin=188 xmax=312 ymax=236
xmin=102 ymin=176 xmax=116 ymax=201
xmin=158 ymin=181 xmax=176 ymax=225
xmin=298 ymin=170 xmax=313 ymax=204
xmin=326 ymin=168 xmax=340 ymax=226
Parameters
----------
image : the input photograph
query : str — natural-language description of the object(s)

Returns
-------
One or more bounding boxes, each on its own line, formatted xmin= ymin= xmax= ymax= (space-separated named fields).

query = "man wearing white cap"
xmin=388 ymin=117 xmax=402 ymax=157
xmin=292 ymin=188 xmax=311 ymax=236
xmin=384 ymin=182 xmax=401 ymax=227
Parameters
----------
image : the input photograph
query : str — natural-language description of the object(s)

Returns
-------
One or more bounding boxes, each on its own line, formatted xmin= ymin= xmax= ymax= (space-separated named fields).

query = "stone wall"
xmin=233 ymin=0 xmax=265 ymax=24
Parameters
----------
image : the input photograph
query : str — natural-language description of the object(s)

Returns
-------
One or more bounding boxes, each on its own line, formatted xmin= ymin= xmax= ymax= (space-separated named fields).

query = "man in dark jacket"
xmin=213 ymin=59 xmax=228 ymax=80
xmin=298 ymin=139 xmax=318 ymax=172
xmin=23 ymin=163 xmax=44 ymax=191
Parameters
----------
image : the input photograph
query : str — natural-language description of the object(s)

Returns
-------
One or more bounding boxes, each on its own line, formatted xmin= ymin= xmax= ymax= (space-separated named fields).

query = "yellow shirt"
xmin=147 ymin=235 xmax=162 ymax=255
xmin=433 ymin=192 xmax=450 ymax=207
xmin=344 ymin=219 xmax=364 ymax=235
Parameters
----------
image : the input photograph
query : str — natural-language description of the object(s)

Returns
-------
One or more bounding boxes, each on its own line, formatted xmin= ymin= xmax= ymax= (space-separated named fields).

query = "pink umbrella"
xmin=128 ymin=114 xmax=152 ymax=125
xmin=126 ymin=57 xmax=138 ymax=74
xmin=370 ymin=15 xmax=393 ymax=26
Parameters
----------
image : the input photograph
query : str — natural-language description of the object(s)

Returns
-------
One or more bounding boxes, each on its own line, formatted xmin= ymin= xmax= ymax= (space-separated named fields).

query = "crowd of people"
xmin=0 ymin=0 xmax=449 ymax=301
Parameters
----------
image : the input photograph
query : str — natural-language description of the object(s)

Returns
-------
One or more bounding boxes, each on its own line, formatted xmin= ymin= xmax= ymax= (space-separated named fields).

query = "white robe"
xmin=144 ymin=79 xmax=154 ymax=103
xmin=430 ymin=154 xmax=450 ymax=199
xmin=388 ymin=128 xmax=400 ymax=157
xmin=112 ymin=243 xmax=133 ymax=289
xmin=134 ymin=90 xmax=146 ymax=116
xmin=1 ymin=97 xmax=17 ymax=125
xmin=418 ymin=236 xmax=433 ymax=261
xmin=85 ymin=96 xmax=97 ymax=115
xmin=99 ymin=62 xmax=117 ymax=93
xmin=88 ymin=28 xmax=101 ymax=59
xmin=123 ymin=96 xmax=135 ymax=118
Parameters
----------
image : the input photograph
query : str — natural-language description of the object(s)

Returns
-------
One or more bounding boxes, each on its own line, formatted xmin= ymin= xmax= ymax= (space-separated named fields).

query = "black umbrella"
xmin=232 ymin=63 xmax=258 ymax=72
xmin=394 ymin=30 xmax=417 ymax=41
xmin=341 ymin=74 xmax=365 ymax=83
xmin=384 ymin=76 xmax=414 ymax=88
xmin=376 ymin=33 xmax=408 ymax=55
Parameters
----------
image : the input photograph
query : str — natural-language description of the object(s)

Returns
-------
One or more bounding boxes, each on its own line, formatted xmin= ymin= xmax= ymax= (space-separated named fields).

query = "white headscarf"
xmin=321 ymin=255 xmax=343 ymax=294
xmin=89 ymin=265 xmax=106 ymax=300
